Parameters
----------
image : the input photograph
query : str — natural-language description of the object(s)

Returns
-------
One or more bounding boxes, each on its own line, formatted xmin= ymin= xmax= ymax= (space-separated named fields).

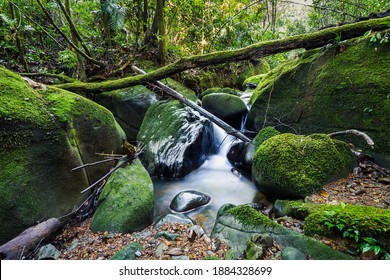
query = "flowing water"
xmin=153 ymin=123 xmax=261 ymax=235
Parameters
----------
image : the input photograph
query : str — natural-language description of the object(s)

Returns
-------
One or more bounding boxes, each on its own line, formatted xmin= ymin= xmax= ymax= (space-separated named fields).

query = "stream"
xmin=153 ymin=123 xmax=261 ymax=235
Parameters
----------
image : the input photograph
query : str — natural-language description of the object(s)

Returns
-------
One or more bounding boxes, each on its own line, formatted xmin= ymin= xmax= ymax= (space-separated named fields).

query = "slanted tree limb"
xmin=56 ymin=16 xmax=390 ymax=93
xmin=0 ymin=218 xmax=62 ymax=260
xmin=328 ymin=129 xmax=375 ymax=147
xmin=35 ymin=0 xmax=104 ymax=67
xmin=132 ymin=65 xmax=252 ymax=143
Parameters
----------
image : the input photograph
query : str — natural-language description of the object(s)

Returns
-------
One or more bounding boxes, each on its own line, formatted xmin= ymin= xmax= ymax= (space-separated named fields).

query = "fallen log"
xmin=55 ymin=16 xmax=390 ymax=94
xmin=0 ymin=218 xmax=62 ymax=260
xmin=132 ymin=65 xmax=251 ymax=143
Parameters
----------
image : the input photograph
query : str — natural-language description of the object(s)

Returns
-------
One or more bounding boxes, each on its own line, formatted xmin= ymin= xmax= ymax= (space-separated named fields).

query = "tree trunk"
xmin=36 ymin=0 xmax=105 ymax=67
xmin=0 ymin=218 xmax=62 ymax=260
xmin=156 ymin=0 xmax=168 ymax=64
xmin=101 ymin=0 xmax=113 ymax=49
xmin=56 ymin=16 xmax=390 ymax=93
xmin=9 ymin=1 xmax=29 ymax=72
xmin=64 ymin=0 xmax=86 ymax=81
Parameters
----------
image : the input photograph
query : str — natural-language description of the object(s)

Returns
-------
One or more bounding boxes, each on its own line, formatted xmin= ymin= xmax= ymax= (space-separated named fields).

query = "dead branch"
xmin=132 ymin=65 xmax=252 ymax=143
xmin=328 ymin=129 xmax=375 ymax=147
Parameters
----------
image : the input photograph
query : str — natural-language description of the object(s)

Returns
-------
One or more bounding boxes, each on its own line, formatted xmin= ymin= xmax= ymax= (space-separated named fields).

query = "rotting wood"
xmin=132 ymin=65 xmax=252 ymax=143
xmin=55 ymin=16 xmax=390 ymax=93
xmin=0 ymin=218 xmax=62 ymax=260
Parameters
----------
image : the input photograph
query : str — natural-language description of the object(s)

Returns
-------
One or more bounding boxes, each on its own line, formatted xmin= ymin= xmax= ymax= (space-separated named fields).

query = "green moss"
xmin=90 ymin=159 xmax=154 ymax=233
xmin=304 ymin=204 xmax=390 ymax=236
xmin=242 ymin=74 xmax=267 ymax=88
xmin=162 ymin=78 xmax=198 ymax=102
xmin=200 ymin=87 xmax=241 ymax=99
xmin=0 ymin=67 xmax=51 ymax=126
xmin=275 ymin=199 xmax=390 ymax=250
xmin=248 ymin=36 xmax=390 ymax=164
xmin=138 ymin=100 xmax=185 ymax=142
xmin=0 ymin=67 xmax=125 ymax=244
xmin=226 ymin=204 xmax=276 ymax=228
xmin=252 ymin=126 xmax=280 ymax=149
xmin=252 ymin=133 xmax=354 ymax=198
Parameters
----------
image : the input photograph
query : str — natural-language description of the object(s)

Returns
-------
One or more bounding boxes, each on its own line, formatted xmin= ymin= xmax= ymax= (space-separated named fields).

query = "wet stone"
xmin=170 ymin=190 xmax=211 ymax=212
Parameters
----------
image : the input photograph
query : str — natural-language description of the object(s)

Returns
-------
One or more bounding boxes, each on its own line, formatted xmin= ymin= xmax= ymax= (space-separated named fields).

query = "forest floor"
xmin=52 ymin=158 xmax=390 ymax=260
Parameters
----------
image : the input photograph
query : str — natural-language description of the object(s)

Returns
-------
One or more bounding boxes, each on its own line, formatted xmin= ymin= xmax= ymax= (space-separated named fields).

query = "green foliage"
xmin=100 ymin=0 xmax=127 ymax=32
xmin=57 ymin=49 xmax=78 ymax=70
xmin=309 ymin=0 xmax=389 ymax=29
xmin=321 ymin=203 xmax=390 ymax=259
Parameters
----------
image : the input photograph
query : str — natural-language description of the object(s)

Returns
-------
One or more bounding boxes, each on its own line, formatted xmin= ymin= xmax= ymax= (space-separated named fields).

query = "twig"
xmin=71 ymin=156 xmax=125 ymax=171
xmin=328 ymin=129 xmax=374 ymax=147
xmin=80 ymin=160 xmax=126 ymax=194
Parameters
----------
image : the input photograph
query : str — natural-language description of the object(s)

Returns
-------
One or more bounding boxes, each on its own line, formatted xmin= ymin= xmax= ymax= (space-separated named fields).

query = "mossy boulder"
xmin=137 ymin=100 xmax=213 ymax=178
xmin=248 ymin=37 xmax=390 ymax=166
xmin=200 ymin=87 xmax=241 ymax=99
xmin=274 ymin=200 xmax=390 ymax=252
xmin=252 ymin=133 xmax=355 ymax=199
xmin=211 ymin=204 xmax=353 ymax=260
xmin=96 ymin=85 xmax=158 ymax=141
xmin=0 ymin=67 xmax=125 ymax=245
xmin=252 ymin=126 xmax=280 ymax=150
xmin=90 ymin=159 xmax=154 ymax=233
xmin=202 ymin=93 xmax=248 ymax=129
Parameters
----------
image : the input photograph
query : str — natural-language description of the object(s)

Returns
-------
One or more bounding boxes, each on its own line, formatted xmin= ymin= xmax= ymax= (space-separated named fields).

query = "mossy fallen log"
xmin=55 ymin=16 xmax=390 ymax=94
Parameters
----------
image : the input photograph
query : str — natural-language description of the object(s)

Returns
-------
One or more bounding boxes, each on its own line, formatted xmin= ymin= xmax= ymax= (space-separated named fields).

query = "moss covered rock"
xmin=252 ymin=126 xmax=280 ymax=150
xmin=248 ymin=37 xmax=390 ymax=166
xmin=202 ymin=93 xmax=248 ymax=129
xmin=211 ymin=204 xmax=353 ymax=260
xmin=137 ymin=100 xmax=213 ymax=178
xmin=96 ymin=85 xmax=158 ymax=141
xmin=90 ymin=159 xmax=153 ymax=233
xmin=274 ymin=200 xmax=390 ymax=252
xmin=0 ymin=67 xmax=125 ymax=245
xmin=200 ymin=87 xmax=241 ymax=99
xmin=252 ymin=133 xmax=354 ymax=199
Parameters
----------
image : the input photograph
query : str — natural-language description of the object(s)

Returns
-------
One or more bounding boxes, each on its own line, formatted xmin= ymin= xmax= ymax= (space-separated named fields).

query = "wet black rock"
xmin=170 ymin=190 xmax=211 ymax=212
xmin=227 ymin=142 xmax=254 ymax=175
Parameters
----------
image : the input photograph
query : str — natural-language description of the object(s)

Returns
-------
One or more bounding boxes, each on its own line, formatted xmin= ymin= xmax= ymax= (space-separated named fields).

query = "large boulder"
xmin=96 ymin=85 xmax=158 ymax=141
xmin=202 ymin=93 xmax=248 ymax=129
xmin=0 ymin=67 xmax=125 ymax=245
xmin=90 ymin=159 xmax=154 ymax=233
xmin=252 ymin=133 xmax=354 ymax=199
xmin=248 ymin=37 xmax=390 ymax=166
xmin=137 ymin=100 xmax=213 ymax=178
xmin=211 ymin=204 xmax=353 ymax=260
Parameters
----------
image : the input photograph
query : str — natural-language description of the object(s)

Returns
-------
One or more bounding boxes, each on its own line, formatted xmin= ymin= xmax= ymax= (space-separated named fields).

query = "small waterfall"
xmin=153 ymin=121 xmax=259 ymax=235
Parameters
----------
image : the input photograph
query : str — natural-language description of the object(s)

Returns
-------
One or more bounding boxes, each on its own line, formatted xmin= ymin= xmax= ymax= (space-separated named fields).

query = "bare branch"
xmin=328 ymin=129 xmax=375 ymax=147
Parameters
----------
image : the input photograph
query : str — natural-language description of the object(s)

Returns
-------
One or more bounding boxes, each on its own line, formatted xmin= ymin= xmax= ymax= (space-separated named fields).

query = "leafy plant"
xmin=321 ymin=203 xmax=390 ymax=259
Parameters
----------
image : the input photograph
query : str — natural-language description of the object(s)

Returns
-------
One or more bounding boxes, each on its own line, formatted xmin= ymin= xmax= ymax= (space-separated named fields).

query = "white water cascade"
xmin=153 ymin=123 xmax=260 ymax=235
